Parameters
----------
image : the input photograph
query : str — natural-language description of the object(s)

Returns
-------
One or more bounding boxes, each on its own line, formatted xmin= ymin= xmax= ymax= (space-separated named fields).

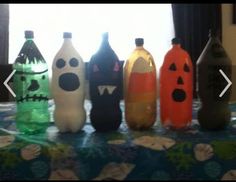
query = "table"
xmin=0 ymin=100 xmax=236 ymax=180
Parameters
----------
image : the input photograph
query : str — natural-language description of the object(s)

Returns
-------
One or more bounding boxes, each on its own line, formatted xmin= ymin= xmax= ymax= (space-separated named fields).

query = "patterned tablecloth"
xmin=0 ymin=100 xmax=236 ymax=180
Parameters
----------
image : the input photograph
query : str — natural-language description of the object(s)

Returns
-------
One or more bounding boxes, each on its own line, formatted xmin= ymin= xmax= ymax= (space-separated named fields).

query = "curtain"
xmin=172 ymin=4 xmax=222 ymax=98
xmin=0 ymin=4 xmax=9 ymax=64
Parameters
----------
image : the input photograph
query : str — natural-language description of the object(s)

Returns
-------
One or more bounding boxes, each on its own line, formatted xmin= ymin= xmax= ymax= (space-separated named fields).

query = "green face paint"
xmin=13 ymin=31 xmax=50 ymax=135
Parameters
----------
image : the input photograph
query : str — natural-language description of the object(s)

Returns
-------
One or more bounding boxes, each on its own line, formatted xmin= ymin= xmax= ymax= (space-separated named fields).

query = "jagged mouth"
xmin=17 ymin=94 xmax=49 ymax=103
xmin=97 ymin=85 xmax=117 ymax=95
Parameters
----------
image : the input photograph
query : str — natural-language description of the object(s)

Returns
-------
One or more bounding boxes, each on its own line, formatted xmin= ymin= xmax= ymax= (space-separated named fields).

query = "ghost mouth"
xmin=17 ymin=94 xmax=49 ymax=103
xmin=172 ymin=89 xmax=186 ymax=102
xmin=59 ymin=73 xmax=80 ymax=91
xmin=98 ymin=85 xmax=117 ymax=95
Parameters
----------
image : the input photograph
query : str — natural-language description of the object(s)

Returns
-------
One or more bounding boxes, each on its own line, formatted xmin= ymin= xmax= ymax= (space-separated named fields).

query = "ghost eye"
xmin=42 ymin=75 xmax=46 ymax=80
xmin=184 ymin=63 xmax=190 ymax=72
xmin=56 ymin=58 xmax=66 ymax=69
xmin=169 ymin=63 xmax=177 ymax=71
xmin=69 ymin=58 xmax=79 ymax=67
xmin=21 ymin=76 xmax=26 ymax=81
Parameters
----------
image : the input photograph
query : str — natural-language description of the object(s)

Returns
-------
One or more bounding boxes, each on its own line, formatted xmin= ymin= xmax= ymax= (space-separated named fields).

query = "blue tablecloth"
xmin=0 ymin=100 xmax=236 ymax=180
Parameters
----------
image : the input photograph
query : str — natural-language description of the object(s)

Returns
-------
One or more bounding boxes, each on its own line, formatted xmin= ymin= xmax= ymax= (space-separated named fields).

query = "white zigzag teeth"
xmin=107 ymin=86 xmax=116 ymax=94
xmin=98 ymin=86 xmax=106 ymax=95
xmin=97 ymin=85 xmax=117 ymax=95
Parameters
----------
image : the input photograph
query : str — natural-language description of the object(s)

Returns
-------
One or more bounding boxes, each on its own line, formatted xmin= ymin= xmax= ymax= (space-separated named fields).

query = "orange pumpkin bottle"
xmin=124 ymin=38 xmax=157 ymax=130
xmin=160 ymin=38 xmax=193 ymax=130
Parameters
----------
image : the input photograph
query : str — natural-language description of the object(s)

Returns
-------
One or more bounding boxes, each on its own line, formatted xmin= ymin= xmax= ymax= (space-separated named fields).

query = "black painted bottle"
xmin=88 ymin=32 xmax=122 ymax=132
xmin=197 ymin=29 xmax=232 ymax=130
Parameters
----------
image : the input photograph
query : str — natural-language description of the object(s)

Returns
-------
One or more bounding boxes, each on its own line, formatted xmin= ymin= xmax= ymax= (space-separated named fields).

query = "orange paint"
xmin=160 ymin=38 xmax=193 ymax=129
xmin=128 ymin=71 xmax=156 ymax=93
xmin=124 ymin=38 xmax=157 ymax=130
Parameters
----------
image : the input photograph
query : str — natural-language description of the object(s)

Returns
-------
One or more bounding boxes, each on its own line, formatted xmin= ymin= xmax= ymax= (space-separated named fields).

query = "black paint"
xmin=177 ymin=76 xmax=184 ymax=85
xmin=88 ymin=32 xmax=122 ymax=132
xmin=184 ymin=63 xmax=190 ymax=72
xmin=172 ymin=89 xmax=186 ymax=102
xmin=56 ymin=59 xmax=66 ymax=69
xmin=15 ymin=32 xmax=46 ymax=65
xmin=197 ymin=30 xmax=232 ymax=130
xmin=69 ymin=58 xmax=79 ymax=67
xmin=27 ymin=80 xmax=39 ymax=92
xmin=59 ymin=73 xmax=80 ymax=91
xmin=169 ymin=63 xmax=177 ymax=71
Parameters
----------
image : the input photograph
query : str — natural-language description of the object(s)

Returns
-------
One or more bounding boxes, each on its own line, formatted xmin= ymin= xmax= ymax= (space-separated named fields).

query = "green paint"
xmin=13 ymin=31 xmax=50 ymax=135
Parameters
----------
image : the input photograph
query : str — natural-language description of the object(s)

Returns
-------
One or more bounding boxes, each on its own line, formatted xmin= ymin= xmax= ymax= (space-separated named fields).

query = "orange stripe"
xmin=128 ymin=71 xmax=156 ymax=93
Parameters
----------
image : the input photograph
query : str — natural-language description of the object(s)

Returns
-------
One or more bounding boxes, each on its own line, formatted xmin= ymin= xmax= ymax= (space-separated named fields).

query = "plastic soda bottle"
xmin=52 ymin=32 xmax=86 ymax=133
xmin=124 ymin=38 xmax=157 ymax=130
xmin=13 ymin=30 xmax=50 ymax=134
xmin=88 ymin=32 xmax=122 ymax=132
xmin=160 ymin=38 xmax=193 ymax=130
xmin=197 ymin=29 xmax=232 ymax=130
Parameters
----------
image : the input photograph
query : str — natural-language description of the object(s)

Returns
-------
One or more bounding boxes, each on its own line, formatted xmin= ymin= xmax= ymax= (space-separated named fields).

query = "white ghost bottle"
xmin=51 ymin=32 xmax=86 ymax=133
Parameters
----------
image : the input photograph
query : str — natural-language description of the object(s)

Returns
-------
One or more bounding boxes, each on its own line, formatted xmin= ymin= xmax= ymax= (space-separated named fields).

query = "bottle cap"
xmin=135 ymin=38 xmax=144 ymax=46
xmin=24 ymin=30 xmax=34 ymax=39
xmin=63 ymin=32 xmax=72 ymax=38
xmin=172 ymin=37 xmax=181 ymax=45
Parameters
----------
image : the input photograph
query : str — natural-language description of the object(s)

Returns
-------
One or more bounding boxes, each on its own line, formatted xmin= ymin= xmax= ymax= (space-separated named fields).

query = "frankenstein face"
xmin=14 ymin=45 xmax=49 ymax=104
xmin=14 ymin=67 xmax=49 ymax=103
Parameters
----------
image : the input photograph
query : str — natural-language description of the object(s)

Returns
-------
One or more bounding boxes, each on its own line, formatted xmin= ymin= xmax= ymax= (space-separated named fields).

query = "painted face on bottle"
xmin=52 ymin=56 xmax=84 ymax=96
xmin=167 ymin=61 xmax=191 ymax=102
xmin=14 ymin=55 xmax=49 ymax=104
xmin=55 ymin=58 xmax=80 ymax=91
xmin=89 ymin=58 xmax=122 ymax=105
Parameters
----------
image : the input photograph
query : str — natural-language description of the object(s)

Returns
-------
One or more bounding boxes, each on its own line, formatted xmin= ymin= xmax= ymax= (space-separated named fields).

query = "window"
xmin=9 ymin=4 xmax=174 ymax=77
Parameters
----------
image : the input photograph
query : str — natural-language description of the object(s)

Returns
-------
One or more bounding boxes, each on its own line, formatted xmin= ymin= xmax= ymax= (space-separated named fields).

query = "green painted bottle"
xmin=13 ymin=30 xmax=50 ymax=134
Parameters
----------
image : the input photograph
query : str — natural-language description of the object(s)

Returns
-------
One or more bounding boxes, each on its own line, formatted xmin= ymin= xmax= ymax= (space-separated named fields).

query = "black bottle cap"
xmin=63 ymin=32 xmax=72 ymax=38
xmin=24 ymin=30 xmax=34 ymax=39
xmin=172 ymin=37 xmax=181 ymax=45
xmin=135 ymin=38 xmax=144 ymax=46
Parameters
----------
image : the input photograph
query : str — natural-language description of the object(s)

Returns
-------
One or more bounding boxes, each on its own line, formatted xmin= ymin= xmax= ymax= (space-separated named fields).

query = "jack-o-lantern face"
xmin=160 ymin=46 xmax=193 ymax=129
xmin=13 ymin=42 xmax=49 ymax=104
xmin=168 ymin=62 xmax=191 ymax=102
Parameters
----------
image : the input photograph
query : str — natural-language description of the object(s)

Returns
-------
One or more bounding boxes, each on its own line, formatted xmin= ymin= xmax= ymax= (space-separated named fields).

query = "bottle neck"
xmin=26 ymin=38 xmax=33 ymax=41
xmin=63 ymin=38 xmax=72 ymax=42
xmin=63 ymin=38 xmax=73 ymax=46
xmin=172 ymin=44 xmax=181 ymax=48
xmin=135 ymin=45 xmax=144 ymax=50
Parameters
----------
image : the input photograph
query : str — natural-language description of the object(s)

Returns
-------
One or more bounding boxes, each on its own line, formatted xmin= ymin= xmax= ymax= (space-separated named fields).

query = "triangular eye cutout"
xmin=93 ymin=64 xmax=99 ymax=72
xmin=113 ymin=62 xmax=120 ymax=72
xmin=169 ymin=63 xmax=177 ymax=71
xmin=184 ymin=63 xmax=190 ymax=72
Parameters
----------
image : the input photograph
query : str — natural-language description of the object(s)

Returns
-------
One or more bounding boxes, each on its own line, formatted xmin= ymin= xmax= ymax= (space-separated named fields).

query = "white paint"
xmin=51 ymin=34 xmax=86 ymax=133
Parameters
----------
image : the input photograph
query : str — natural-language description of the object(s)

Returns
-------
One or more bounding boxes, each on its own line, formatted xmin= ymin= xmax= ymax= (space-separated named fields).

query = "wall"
xmin=0 ymin=4 xmax=9 ymax=65
xmin=222 ymin=4 xmax=236 ymax=102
